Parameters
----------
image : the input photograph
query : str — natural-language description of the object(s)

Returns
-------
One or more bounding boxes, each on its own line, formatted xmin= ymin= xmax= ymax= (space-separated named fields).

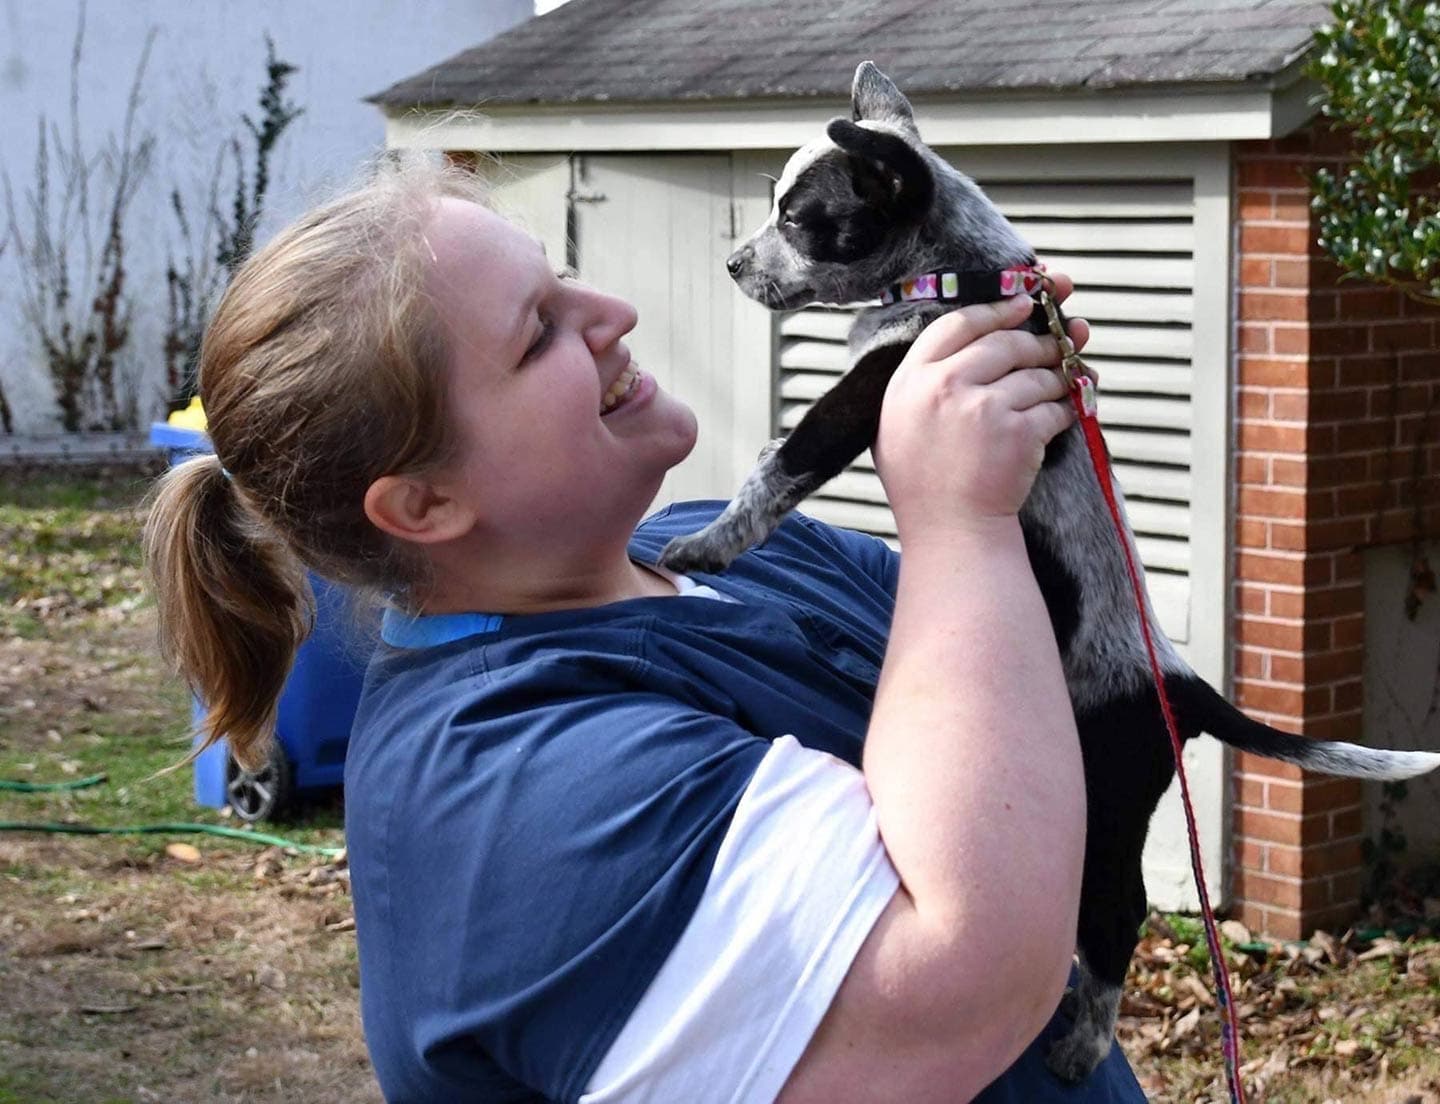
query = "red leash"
xmin=1046 ymin=291 xmax=1248 ymax=1103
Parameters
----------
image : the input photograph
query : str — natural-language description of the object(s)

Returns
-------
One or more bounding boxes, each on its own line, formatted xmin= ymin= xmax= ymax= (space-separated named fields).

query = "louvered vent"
xmin=776 ymin=178 xmax=1195 ymax=641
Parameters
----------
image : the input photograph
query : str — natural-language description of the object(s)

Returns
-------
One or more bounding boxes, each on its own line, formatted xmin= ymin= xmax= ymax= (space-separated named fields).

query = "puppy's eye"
xmin=780 ymin=209 xmax=800 ymax=229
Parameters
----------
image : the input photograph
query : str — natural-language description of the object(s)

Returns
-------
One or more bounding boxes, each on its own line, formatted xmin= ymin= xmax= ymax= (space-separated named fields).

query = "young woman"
xmin=145 ymin=158 xmax=1146 ymax=1103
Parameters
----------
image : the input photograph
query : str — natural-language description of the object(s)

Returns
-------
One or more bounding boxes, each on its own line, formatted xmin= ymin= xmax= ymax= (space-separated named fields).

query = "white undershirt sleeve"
xmin=580 ymin=734 xmax=900 ymax=1104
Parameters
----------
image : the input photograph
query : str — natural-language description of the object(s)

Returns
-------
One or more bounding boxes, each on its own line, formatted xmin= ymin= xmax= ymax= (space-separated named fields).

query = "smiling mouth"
xmin=601 ymin=362 xmax=641 ymax=415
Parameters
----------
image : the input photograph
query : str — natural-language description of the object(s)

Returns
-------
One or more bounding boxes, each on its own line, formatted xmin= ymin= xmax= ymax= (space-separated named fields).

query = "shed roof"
xmin=371 ymin=0 xmax=1330 ymax=111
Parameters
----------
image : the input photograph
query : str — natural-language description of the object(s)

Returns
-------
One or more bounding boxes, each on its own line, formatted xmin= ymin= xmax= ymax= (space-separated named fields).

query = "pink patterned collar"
xmin=878 ymin=264 xmax=1045 ymax=306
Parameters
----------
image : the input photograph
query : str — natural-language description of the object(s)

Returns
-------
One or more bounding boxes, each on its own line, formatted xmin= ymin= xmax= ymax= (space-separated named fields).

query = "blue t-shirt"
xmin=345 ymin=501 xmax=1145 ymax=1103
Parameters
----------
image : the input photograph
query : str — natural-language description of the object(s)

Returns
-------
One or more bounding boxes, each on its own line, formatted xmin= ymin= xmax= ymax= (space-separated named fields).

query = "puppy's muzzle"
xmin=726 ymin=244 xmax=755 ymax=278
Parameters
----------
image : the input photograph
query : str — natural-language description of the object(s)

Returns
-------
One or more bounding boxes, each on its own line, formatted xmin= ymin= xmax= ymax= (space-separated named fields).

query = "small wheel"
xmin=225 ymin=741 xmax=294 ymax=823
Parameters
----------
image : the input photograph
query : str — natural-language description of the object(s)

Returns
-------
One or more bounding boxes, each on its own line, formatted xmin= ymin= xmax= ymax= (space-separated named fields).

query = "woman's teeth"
xmin=601 ymin=363 xmax=640 ymax=414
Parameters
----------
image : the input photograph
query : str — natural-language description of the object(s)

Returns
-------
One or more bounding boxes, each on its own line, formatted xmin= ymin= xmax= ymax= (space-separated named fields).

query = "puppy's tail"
xmin=1170 ymin=675 xmax=1440 ymax=780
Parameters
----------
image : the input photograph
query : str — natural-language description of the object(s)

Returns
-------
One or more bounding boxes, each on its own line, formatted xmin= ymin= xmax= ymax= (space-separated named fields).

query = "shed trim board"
xmin=385 ymin=79 xmax=1313 ymax=153
xmin=457 ymin=139 xmax=1235 ymax=912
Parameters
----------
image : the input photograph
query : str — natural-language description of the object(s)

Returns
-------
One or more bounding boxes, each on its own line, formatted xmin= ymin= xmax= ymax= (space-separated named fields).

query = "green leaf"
xmin=1309 ymin=0 xmax=1440 ymax=297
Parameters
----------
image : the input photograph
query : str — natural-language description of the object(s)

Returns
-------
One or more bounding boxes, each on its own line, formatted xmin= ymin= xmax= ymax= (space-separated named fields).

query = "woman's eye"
xmin=523 ymin=316 xmax=553 ymax=362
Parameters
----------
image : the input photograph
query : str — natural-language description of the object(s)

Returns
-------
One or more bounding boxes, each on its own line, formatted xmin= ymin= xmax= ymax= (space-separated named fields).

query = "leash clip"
xmin=1038 ymin=282 xmax=1089 ymax=393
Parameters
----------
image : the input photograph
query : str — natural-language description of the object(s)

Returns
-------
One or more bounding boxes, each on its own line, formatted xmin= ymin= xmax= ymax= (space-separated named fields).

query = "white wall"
xmin=1364 ymin=543 xmax=1440 ymax=863
xmin=0 ymin=0 xmax=533 ymax=430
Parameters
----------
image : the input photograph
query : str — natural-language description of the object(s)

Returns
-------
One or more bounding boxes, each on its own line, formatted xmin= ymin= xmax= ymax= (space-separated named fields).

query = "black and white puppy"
xmin=660 ymin=61 xmax=1440 ymax=1083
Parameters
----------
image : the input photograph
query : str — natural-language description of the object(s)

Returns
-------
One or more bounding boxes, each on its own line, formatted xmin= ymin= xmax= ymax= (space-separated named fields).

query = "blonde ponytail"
xmin=143 ymin=454 xmax=314 ymax=768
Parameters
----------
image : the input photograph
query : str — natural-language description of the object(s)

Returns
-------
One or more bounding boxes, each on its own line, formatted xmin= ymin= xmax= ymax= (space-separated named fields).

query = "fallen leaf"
xmin=1220 ymin=919 xmax=1252 ymax=945
xmin=1179 ymin=974 xmax=1215 ymax=1008
xmin=1173 ymin=1007 xmax=1202 ymax=1039
xmin=164 ymin=843 xmax=201 ymax=865
xmin=1357 ymin=937 xmax=1406 ymax=962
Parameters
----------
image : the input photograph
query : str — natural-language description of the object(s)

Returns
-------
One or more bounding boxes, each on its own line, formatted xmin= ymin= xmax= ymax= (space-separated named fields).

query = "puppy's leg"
xmin=660 ymin=343 xmax=907 ymax=572
xmin=1047 ymin=721 xmax=1162 ymax=1084
xmin=1047 ymin=888 xmax=1139 ymax=1083
xmin=659 ymin=438 xmax=812 ymax=573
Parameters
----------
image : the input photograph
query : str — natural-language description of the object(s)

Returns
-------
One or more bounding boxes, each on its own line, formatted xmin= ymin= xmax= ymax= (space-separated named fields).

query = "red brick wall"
xmin=1231 ymin=122 xmax=1440 ymax=939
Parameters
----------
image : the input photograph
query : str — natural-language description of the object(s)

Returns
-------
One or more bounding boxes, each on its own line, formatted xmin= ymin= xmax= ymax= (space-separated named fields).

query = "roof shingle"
xmin=371 ymin=0 xmax=1329 ymax=110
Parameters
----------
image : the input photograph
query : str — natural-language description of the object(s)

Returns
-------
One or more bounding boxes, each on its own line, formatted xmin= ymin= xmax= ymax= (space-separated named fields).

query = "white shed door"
xmin=571 ymin=154 xmax=740 ymax=509
xmin=756 ymin=147 xmax=1233 ymax=913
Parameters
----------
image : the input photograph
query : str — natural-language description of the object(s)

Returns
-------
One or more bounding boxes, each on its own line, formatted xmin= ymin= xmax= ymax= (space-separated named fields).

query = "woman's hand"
xmin=873 ymin=274 xmax=1090 ymax=542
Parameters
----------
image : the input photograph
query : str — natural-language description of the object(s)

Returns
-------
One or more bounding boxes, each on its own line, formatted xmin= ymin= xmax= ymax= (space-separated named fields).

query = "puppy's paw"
xmin=660 ymin=527 xmax=748 ymax=574
xmin=1045 ymin=1024 xmax=1111 ymax=1085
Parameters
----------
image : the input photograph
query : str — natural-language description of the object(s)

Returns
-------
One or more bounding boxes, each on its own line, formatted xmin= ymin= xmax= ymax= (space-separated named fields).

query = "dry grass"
xmin=1 ymin=469 xmax=370 ymax=1103
xmin=1116 ymin=914 xmax=1440 ymax=1102
xmin=1 ymin=836 xmax=376 ymax=1104
xmin=4 ymin=468 xmax=1439 ymax=1102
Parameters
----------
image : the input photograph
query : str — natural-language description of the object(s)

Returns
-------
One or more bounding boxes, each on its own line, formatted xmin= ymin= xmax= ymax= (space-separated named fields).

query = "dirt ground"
xmin=1 ymin=470 xmax=375 ymax=1103
xmin=0 ymin=837 xmax=378 ymax=1104
xmin=3 ymin=469 xmax=1439 ymax=1103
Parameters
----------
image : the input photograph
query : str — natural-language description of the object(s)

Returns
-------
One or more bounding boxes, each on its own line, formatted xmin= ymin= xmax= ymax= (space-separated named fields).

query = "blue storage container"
xmin=150 ymin=420 xmax=371 ymax=820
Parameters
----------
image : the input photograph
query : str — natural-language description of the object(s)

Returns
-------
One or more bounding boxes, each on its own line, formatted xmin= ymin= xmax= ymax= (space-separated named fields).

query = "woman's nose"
xmin=586 ymin=290 xmax=638 ymax=347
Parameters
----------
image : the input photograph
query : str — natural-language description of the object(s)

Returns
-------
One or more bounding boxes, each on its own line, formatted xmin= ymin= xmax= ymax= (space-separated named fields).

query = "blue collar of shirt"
xmin=380 ymin=608 xmax=505 ymax=649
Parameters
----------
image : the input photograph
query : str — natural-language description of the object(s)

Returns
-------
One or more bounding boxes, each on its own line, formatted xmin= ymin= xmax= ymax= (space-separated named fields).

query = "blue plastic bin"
xmin=150 ymin=421 xmax=371 ymax=818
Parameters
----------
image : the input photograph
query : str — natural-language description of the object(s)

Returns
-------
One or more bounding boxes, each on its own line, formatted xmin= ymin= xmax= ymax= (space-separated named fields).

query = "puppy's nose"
xmin=726 ymin=245 xmax=754 ymax=277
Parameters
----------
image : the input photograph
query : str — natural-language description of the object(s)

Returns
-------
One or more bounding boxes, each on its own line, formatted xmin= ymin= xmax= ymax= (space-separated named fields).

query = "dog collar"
xmin=878 ymin=264 xmax=1045 ymax=306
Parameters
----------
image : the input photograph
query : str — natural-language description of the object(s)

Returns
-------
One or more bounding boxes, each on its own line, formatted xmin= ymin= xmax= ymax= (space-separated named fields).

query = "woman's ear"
xmin=364 ymin=474 xmax=476 ymax=546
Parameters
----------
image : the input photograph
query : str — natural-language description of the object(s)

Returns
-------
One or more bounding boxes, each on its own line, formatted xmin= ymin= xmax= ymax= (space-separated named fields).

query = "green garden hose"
xmin=0 ymin=772 xmax=108 ymax=793
xmin=0 ymin=819 xmax=344 ymax=857
xmin=1 ymin=773 xmax=343 ymax=857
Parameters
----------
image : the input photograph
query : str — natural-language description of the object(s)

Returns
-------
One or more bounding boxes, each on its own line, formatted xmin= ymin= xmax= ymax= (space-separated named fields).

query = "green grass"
xmin=0 ymin=1077 xmax=73 ymax=1104
xmin=0 ymin=469 xmax=344 ymax=854
xmin=1150 ymin=911 xmax=1225 ymax=971
xmin=0 ymin=469 xmax=156 ymax=510
xmin=1 ymin=477 xmax=372 ymax=1103
xmin=0 ymin=699 xmax=346 ymax=852
xmin=0 ymin=1075 xmax=137 ymax=1104
xmin=0 ymin=502 xmax=150 ymax=633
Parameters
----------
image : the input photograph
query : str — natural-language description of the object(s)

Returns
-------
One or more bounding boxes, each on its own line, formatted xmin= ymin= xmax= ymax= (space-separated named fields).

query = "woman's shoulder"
xmin=345 ymin=609 xmax=766 ymax=833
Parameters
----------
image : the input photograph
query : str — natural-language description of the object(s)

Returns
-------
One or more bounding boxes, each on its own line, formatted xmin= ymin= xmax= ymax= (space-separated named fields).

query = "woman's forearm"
xmin=863 ymin=517 xmax=1086 ymax=1010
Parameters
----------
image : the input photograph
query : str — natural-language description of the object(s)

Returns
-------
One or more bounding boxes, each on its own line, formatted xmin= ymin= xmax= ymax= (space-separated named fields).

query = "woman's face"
xmin=425 ymin=198 xmax=698 ymax=545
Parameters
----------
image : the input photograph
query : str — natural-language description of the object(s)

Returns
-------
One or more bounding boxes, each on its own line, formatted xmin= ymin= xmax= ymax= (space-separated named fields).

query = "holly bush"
xmin=1308 ymin=0 xmax=1440 ymax=304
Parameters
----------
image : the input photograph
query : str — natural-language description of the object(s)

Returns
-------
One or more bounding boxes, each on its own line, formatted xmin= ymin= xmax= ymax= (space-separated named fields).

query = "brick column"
xmin=1231 ymin=124 xmax=1440 ymax=939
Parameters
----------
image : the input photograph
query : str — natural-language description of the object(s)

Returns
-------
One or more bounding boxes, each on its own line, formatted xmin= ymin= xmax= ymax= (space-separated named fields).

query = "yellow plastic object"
xmin=167 ymin=396 xmax=208 ymax=431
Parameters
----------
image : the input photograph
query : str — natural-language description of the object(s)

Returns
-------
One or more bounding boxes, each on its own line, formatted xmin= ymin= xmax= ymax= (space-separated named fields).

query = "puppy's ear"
xmin=851 ymin=61 xmax=916 ymax=132
xmin=826 ymin=118 xmax=935 ymax=220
